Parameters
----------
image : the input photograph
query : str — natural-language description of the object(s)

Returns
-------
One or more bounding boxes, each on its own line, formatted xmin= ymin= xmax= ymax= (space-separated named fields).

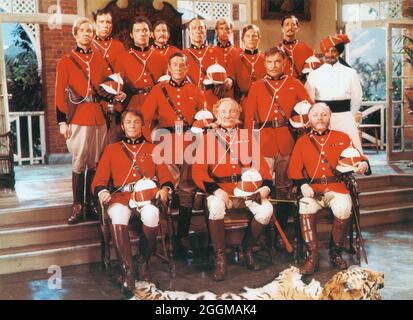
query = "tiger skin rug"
xmin=131 ymin=265 xmax=384 ymax=300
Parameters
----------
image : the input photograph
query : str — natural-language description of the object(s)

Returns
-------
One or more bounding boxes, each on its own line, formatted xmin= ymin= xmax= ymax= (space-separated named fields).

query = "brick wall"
xmin=39 ymin=0 xmax=77 ymax=156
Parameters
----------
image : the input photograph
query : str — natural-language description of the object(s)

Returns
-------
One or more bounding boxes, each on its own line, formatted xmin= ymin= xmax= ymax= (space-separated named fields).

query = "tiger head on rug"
xmin=320 ymin=265 xmax=384 ymax=300
xmin=131 ymin=265 xmax=384 ymax=300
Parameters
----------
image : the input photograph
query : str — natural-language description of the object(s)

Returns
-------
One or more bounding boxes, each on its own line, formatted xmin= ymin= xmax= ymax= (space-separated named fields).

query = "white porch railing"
xmin=9 ymin=111 xmax=46 ymax=165
xmin=359 ymin=101 xmax=386 ymax=150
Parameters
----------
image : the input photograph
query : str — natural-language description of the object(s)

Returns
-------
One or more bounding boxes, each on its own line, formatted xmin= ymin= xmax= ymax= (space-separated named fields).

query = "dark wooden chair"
xmin=99 ymin=197 xmax=176 ymax=280
xmin=0 ymin=131 xmax=15 ymax=190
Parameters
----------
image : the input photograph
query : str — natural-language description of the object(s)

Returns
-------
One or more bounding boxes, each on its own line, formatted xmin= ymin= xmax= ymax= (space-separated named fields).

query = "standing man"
xmin=141 ymin=52 xmax=207 ymax=257
xmin=92 ymin=9 xmax=126 ymax=74
xmin=115 ymin=17 xmax=166 ymax=110
xmin=92 ymin=110 xmax=174 ymax=296
xmin=55 ymin=17 xmax=115 ymax=224
xmin=227 ymin=24 xmax=266 ymax=109
xmin=212 ymin=18 xmax=242 ymax=68
xmin=92 ymin=8 xmax=127 ymax=143
xmin=193 ymin=98 xmax=274 ymax=281
xmin=244 ymin=46 xmax=313 ymax=250
xmin=305 ymin=34 xmax=363 ymax=151
xmin=279 ymin=15 xmax=314 ymax=82
xmin=183 ymin=18 xmax=217 ymax=88
xmin=151 ymin=20 xmax=181 ymax=61
xmin=288 ymin=103 xmax=370 ymax=275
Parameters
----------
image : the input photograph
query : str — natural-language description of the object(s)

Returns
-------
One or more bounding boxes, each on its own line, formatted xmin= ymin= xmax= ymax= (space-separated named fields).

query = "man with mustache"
xmin=151 ymin=20 xmax=181 ymax=61
xmin=279 ymin=15 xmax=315 ymax=82
xmin=305 ymin=34 xmax=363 ymax=152
xmin=288 ymin=103 xmax=370 ymax=275
xmin=193 ymin=98 xmax=274 ymax=281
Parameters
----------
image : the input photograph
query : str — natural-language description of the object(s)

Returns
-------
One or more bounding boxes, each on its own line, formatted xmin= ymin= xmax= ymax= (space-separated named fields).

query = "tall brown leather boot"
xmin=112 ymin=224 xmax=135 ymax=297
xmin=300 ymin=214 xmax=319 ymax=275
xmin=84 ymin=169 xmax=99 ymax=221
xmin=208 ymin=219 xmax=226 ymax=281
xmin=137 ymin=225 xmax=158 ymax=281
xmin=329 ymin=217 xmax=351 ymax=270
xmin=243 ymin=218 xmax=266 ymax=271
xmin=67 ymin=172 xmax=85 ymax=225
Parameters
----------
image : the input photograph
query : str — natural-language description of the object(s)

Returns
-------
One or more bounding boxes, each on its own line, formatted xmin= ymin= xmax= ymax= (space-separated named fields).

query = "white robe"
xmin=305 ymin=61 xmax=363 ymax=152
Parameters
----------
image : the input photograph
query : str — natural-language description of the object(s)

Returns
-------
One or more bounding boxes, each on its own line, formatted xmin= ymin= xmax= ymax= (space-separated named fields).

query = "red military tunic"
xmin=183 ymin=43 xmax=217 ymax=88
xmin=244 ymin=75 xmax=313 ymax=157
xmin=192 ymin=127 xmax=272 ymax=195
xmin=227 ymin=49 xmax=266 ymax=106
xmin=141 ymin=79 xmax=207 ymax=162
xmin=280 ymin=40 xmax=314 ymax=80
xmin=202 ymin=42 xmax=241 ymax=107
xmin=92 ymin=137 xmax=175 ymax=206
xmin=55 ymin=47 xmax=111 ymax=126
xmin=92 ymin=36 xmax=126 ymax=73
xmin=151 ymin=43 xmax=181 ymax=62
xmin=114 ymin=46 xmax=166 ymax=110
xmin=288 ymin=130 xmax=368 ymax=194
xmin=212 ymin=41 xmax=242 ymax=69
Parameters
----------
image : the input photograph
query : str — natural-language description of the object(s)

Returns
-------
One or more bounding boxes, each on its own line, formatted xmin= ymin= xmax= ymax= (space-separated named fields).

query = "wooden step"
xmin=0 ymin=220 xmax=100 ymax=250
xmin=0 ymin=238 xmax=138 ymax=276
xmin=0 ymin=205 xmax=72 ymax=227
xmin=359 ymin=186 xmax=413 ymax=207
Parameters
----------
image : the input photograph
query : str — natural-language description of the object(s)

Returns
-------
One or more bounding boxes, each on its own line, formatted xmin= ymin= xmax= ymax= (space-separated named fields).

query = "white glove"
xmin=300 ymin=183 xmax=314 ymax=198
xmin=59 ymin=123 xmax=71 ymax=139
xmin=98 ymin=190 xmax=111 ymax=205
xmin=355 ymin=161 xmax=369 ymax=174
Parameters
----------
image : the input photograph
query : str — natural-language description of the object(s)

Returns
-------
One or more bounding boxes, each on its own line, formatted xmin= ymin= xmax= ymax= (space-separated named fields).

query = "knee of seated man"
xmin=299 ymin=197 xmax=319 ymax=214
xmin=256 ymin=200 xmax=273 ymax=224
xmin=108 ymin=204 xmax=131 ymax=225
xmin=207 ymin=196 xmax=226 ymax=220
xmin=331 ymin=195 xmax=352 ymax=219
xmin=140 ymin=204 xmax=160 ymax=227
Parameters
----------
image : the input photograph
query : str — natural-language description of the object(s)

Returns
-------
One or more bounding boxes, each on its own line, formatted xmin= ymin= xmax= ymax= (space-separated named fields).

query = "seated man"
xmin=193 ymin=98 xmax=274 ymax=281
xmin=92 ymin=110 xmax=175 ymax=296
xmin=288 ymin=103 xmax=371 ymax=275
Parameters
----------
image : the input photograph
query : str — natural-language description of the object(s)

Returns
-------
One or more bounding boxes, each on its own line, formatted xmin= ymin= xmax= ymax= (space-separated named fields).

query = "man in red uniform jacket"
xmin=279 ymin=15 xmax=314 ymax=82
xmin=288 ymin=103 xmax=371 ymax=275
xmin=92 ymin=110 xmax=174 ymax=296
xmin=151 ymin=20 xmax=181 ymax=62
xmin=202 ymin=18 xmax=241 ymax=107
xmin=193 ymin=98 xmax=274 ymax=281
xmin=141 ymin=52 xmax=207 ymax=257
xmin=244 ymin=46 xmax=313 ymax=250
xmin=115 ymin=17 xmax=166 ymax=110
xmin=183 ymin=18 xmax=217 ymax=88
xmin=92 ymin=8 xmax=127 ymax=143
xmin=55 ymin=17 xmax=118 ymax=225
xmin=227 ymin=24 xmax=266 ymax=110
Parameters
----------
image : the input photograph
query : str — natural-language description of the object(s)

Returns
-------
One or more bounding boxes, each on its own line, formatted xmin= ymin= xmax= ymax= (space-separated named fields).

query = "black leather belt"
xmin=213 ymin=174 xmax=242 ymax=184
xmin=255 ymin=119 xmax=287 ymax=129
xmin=159 ymin=125 xmax=190 ymax=134
xmin=130 ymin=86 xmax=152 ymax=95
xmin=316 ymin=99 xmax=351 ymax=113
xmin=294 ymin=175 xmax=340 ymax=186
